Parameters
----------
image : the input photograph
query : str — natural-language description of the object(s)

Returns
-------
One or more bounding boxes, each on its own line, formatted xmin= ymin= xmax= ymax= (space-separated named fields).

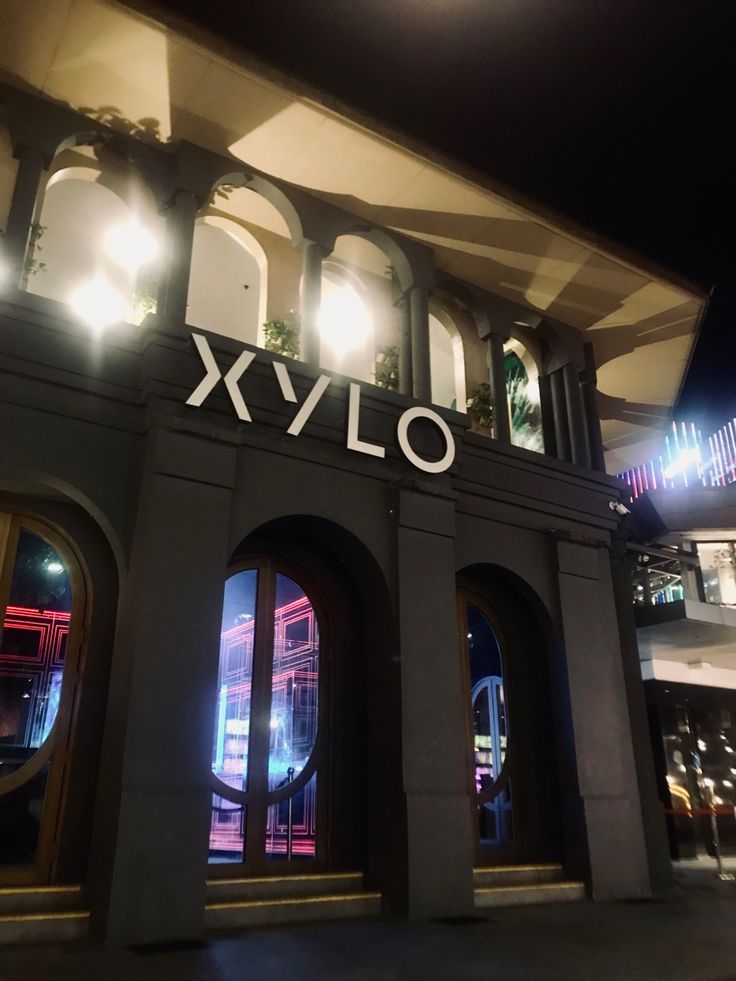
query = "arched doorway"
xmin=458 ymin=570 xmax=562 ymax=866
xmin=0 ymin=512 xmax=87 ymax=884
xmin=209 ymin=556 xmax=327 ymax=872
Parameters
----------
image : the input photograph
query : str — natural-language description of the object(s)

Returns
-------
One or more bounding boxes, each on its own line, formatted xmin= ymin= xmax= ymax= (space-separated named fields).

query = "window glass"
xmin=211 ymin=570 xmax=258 ymax=793
xmin=698 ymin=542 xmax=736 ymax=605
xmin=268 ymin=575 xmax=319 ymax=793
xmin=504 ymin=349 xmax=543 ymax=453
xmin=466 ymin=603 xmax=512 ymax=848
xmin=0 ymin=529 xmax=71 ymax=757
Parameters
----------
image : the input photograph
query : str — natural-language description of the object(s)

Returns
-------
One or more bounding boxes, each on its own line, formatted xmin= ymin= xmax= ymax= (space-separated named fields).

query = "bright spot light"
xmin=46 ymin=562 xmax=63 ymax=574
xmin=70 ymin=278 xmax=126 ymax=331
xmin=105 ymin=220 xmax=158 ymax=274
xmin=269 ymin=718 xmax=279 ymax=730
xmin=663 ymin=447 xmax=700 ymax=479
xmin=319 ymin=285 xmax=371 ymax=355
xmin=526 ymin=376 xmax=540 ymax=404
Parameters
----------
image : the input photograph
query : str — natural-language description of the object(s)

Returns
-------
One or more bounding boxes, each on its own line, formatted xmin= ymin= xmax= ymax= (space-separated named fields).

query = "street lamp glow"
xmin=69 ymin=278 xmax=127 ymax=331
xmin=104 ymin=219 xmax=158 ymax=274
xmin=319 ymin=285 xmax=371 ymax=355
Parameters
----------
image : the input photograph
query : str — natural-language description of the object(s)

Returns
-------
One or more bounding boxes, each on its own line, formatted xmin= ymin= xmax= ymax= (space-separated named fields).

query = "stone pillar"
xmin=299 ymin=240 xmax=324 ymax=365
xmin=488 ymin=332 xmax=511 ymax=443
xmin=555 ymin=538 xmax=651 ymax=899
xmin=395 ymin=482 xmax=475 ymax=918
xmin=4 ymin=144 xmax=46 ymax=289
xmin=549 ymin=368 xmax=571 ymax=462
xmin=563 ymin=362 xmax=591 ymax=468
xmin=398 ymin=294 xmax=412 ymax=397
xmin=100 ymin=422 xmax=236 ymax=944
xmin=538 ymin=372 xmax=557 ymax=456
xmin=408 ymin=286 xmax=431 ymax=402
xmin=158 ymin=189 xmax=198 ymax=331
xmin=581 ymin=346 xmax=606 ymax=472
xmin=610 ymin=536 xmax=673 ymax=894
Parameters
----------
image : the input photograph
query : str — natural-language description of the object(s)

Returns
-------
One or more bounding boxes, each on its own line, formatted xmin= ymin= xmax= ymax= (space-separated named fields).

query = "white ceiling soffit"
xmin=0 ymin=0 xmax=708 ymax=471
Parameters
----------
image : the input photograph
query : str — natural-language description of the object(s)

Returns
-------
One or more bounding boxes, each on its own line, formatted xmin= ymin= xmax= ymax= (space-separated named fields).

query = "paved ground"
xmin=2 ymin=864 xmax=736 ymax=981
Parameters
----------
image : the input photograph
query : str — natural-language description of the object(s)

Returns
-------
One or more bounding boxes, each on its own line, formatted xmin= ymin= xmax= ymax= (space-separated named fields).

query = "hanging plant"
xmin=374 ymin=344 xmax=399 ymax=392
xmin=24 ymin=223 xmax=48 ymax=279
xmin=466 ymin=383 xmax=493 ymax=429
xmin=263 ymin=311 xmax=300 ymax=360
xmin=131 ymin=266 xmax=161 ymax=323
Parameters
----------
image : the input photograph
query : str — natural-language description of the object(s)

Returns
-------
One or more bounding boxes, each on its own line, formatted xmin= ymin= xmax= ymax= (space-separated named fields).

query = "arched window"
xmin=209 ymin=560 xmax=323 ymax=868
xmin=504 ymin=341 xmax=543 ymax=453
xmin=429 ymin=311 xmax=466 ymax=410
xmin=321 ymin=236 xmax=397 ymax=386
xmin=0 ymin=513 xmax=85 ymax=875
xmin=25 ymin=147 xmax=163 ymax=328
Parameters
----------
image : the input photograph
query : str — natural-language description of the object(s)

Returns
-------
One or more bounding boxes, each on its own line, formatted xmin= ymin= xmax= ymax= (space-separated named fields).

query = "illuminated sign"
xmin=185 ymin=333 xmax=456 ymax=474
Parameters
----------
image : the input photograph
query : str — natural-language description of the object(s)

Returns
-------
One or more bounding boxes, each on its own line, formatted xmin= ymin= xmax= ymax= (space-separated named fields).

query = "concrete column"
xmin=488 ymin=332 xmax=511 ymax=443
xmin=100 ymin=423 xmax=236 ymax=944
xmin=563 ymin=362 xmax=591 ymax=468
xmin=398 ymin=294 xmax=412 ymax=396
xmin=395 ymin=484 xmax=475 ymax=918
xmin=610 ymin=537 xmax=673 ymax=894
xmin=4 ymin=144 xmax=46 ymax=289
xmin=158 ymin=189 xmax=198 ymax=331
xmin=555 ymin=539 xmax=651 ymax=900
xmin=549 ymin=368 xmax=571 ymax=462
xmin=408 ymin=286 xmax=431 ymax=402
xmin=299 ymin=240 xmax=324 ymax=365
xmin=538 ymin=372 xmax=557 ymax=456
xmin=581 ymin=347 xmax=606 ymax=472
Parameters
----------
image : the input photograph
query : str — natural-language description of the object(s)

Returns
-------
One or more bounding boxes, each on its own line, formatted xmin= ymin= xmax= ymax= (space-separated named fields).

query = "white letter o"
xmin=397 ymin=406 xmax=456 ymax=474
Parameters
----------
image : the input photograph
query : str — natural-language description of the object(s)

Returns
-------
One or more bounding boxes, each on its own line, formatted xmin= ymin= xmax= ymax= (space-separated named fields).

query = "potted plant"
xmin=374 ymin=344 xmax=399 ymax=392
xmin=466 ymin=382 xmax=493 ymax=433
xmin=262 ymin=311 xmax=300 ymax=359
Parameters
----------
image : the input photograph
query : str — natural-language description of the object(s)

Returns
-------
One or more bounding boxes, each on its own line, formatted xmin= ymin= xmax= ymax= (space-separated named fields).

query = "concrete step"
xmin=473 ymin=864 xmax=565 ymax=889
xmin=0 ymin=884 xmax=85 ymax=916
xmin=206 ymin=890 xmax=381 ymax=930
xmin=206 ymin=871 xmax=364 ymax=904
xmin=0 ymin=909 xmax=89 ymax=945
xmin=475 ymin=880 xmax=586 ymax=909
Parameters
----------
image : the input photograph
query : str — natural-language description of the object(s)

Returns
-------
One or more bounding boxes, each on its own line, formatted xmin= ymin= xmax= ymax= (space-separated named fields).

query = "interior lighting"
xmin=104 ymin=219 xmax=158 ymax=274
xmin=70 ymin=278 xmax=126 ymax=331
xmin=46 ymin=562 xmax=63 ymax=574
xmin=319 ymin=285 xmax=371 ymax=355
xmin=663 ymin=447 xmax=700 ymax=479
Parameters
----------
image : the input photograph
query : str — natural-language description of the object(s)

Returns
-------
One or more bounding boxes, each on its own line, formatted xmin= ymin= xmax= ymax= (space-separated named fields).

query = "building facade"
xmin=0 ymin=0 xmax=707 ymax=946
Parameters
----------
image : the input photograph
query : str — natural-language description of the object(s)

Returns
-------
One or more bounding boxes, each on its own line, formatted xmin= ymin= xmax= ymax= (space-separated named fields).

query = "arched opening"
xmin=193 ymin=183 xmax=297 ymax=350
xmin=458 ymin=565 xmax=562 ymax=865
xmin=0 ymin=511 xmax=86 ymax=881
xmin=187 ymin=218 xmax=266 ymax=343
xmin=20 ymin=145 xmax=163 ymax=328
xmin=504 ymin=339 xmax=544 ymax=453
xmin=429 ymin=309 xmax=466 ymax=411
xmin=321 ymin=235 xmax=396 ymax=386
xmin=208 ymin=516 xmax=398 ymax=884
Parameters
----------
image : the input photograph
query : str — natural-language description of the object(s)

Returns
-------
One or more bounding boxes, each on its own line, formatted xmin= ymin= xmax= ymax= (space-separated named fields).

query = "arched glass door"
xmin=459 ymin=595 xmax=513 ymax=856
xmin=0 ymin=513 xmax=85 ymax=883
xmin=209 ymin=559 xmax=325 ymax=872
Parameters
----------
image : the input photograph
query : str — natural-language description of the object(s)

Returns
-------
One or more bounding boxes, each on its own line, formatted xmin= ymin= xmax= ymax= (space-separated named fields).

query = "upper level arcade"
xmin=0 ymin=0 xmax=707 ymax=481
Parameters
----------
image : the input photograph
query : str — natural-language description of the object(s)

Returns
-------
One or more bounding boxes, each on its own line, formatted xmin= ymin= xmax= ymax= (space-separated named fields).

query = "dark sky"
xmin=161 ymin=0 xmax=733 ymax=430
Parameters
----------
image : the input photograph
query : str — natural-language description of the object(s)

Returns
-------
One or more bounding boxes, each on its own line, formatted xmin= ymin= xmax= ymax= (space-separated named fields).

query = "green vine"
xmin=263 ymin=311 xmax=300 ymax=359
xmin=374 ymin=344 xmax=399 ymax=392
xmin=25 ymin=223 xmax=47 ymax=279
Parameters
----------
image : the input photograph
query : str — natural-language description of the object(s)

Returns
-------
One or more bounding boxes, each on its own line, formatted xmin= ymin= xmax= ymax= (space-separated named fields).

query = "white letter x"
xmin=186 ymin=333 xmax=255 ymax=421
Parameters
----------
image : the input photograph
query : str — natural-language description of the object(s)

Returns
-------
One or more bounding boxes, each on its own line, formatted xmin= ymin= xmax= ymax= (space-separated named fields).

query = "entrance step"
xmin=474 ymin=864 xmax=586 ymax=909
xmin=205 ymin=872 xmax=381 ymax=930
xmin=0 ymin=885 xmax=89 ymax=945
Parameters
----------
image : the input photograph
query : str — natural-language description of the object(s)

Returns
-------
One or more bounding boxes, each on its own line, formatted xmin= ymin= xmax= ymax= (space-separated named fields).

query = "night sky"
xmin=158 ymin=0 xmax=733 ymax=431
